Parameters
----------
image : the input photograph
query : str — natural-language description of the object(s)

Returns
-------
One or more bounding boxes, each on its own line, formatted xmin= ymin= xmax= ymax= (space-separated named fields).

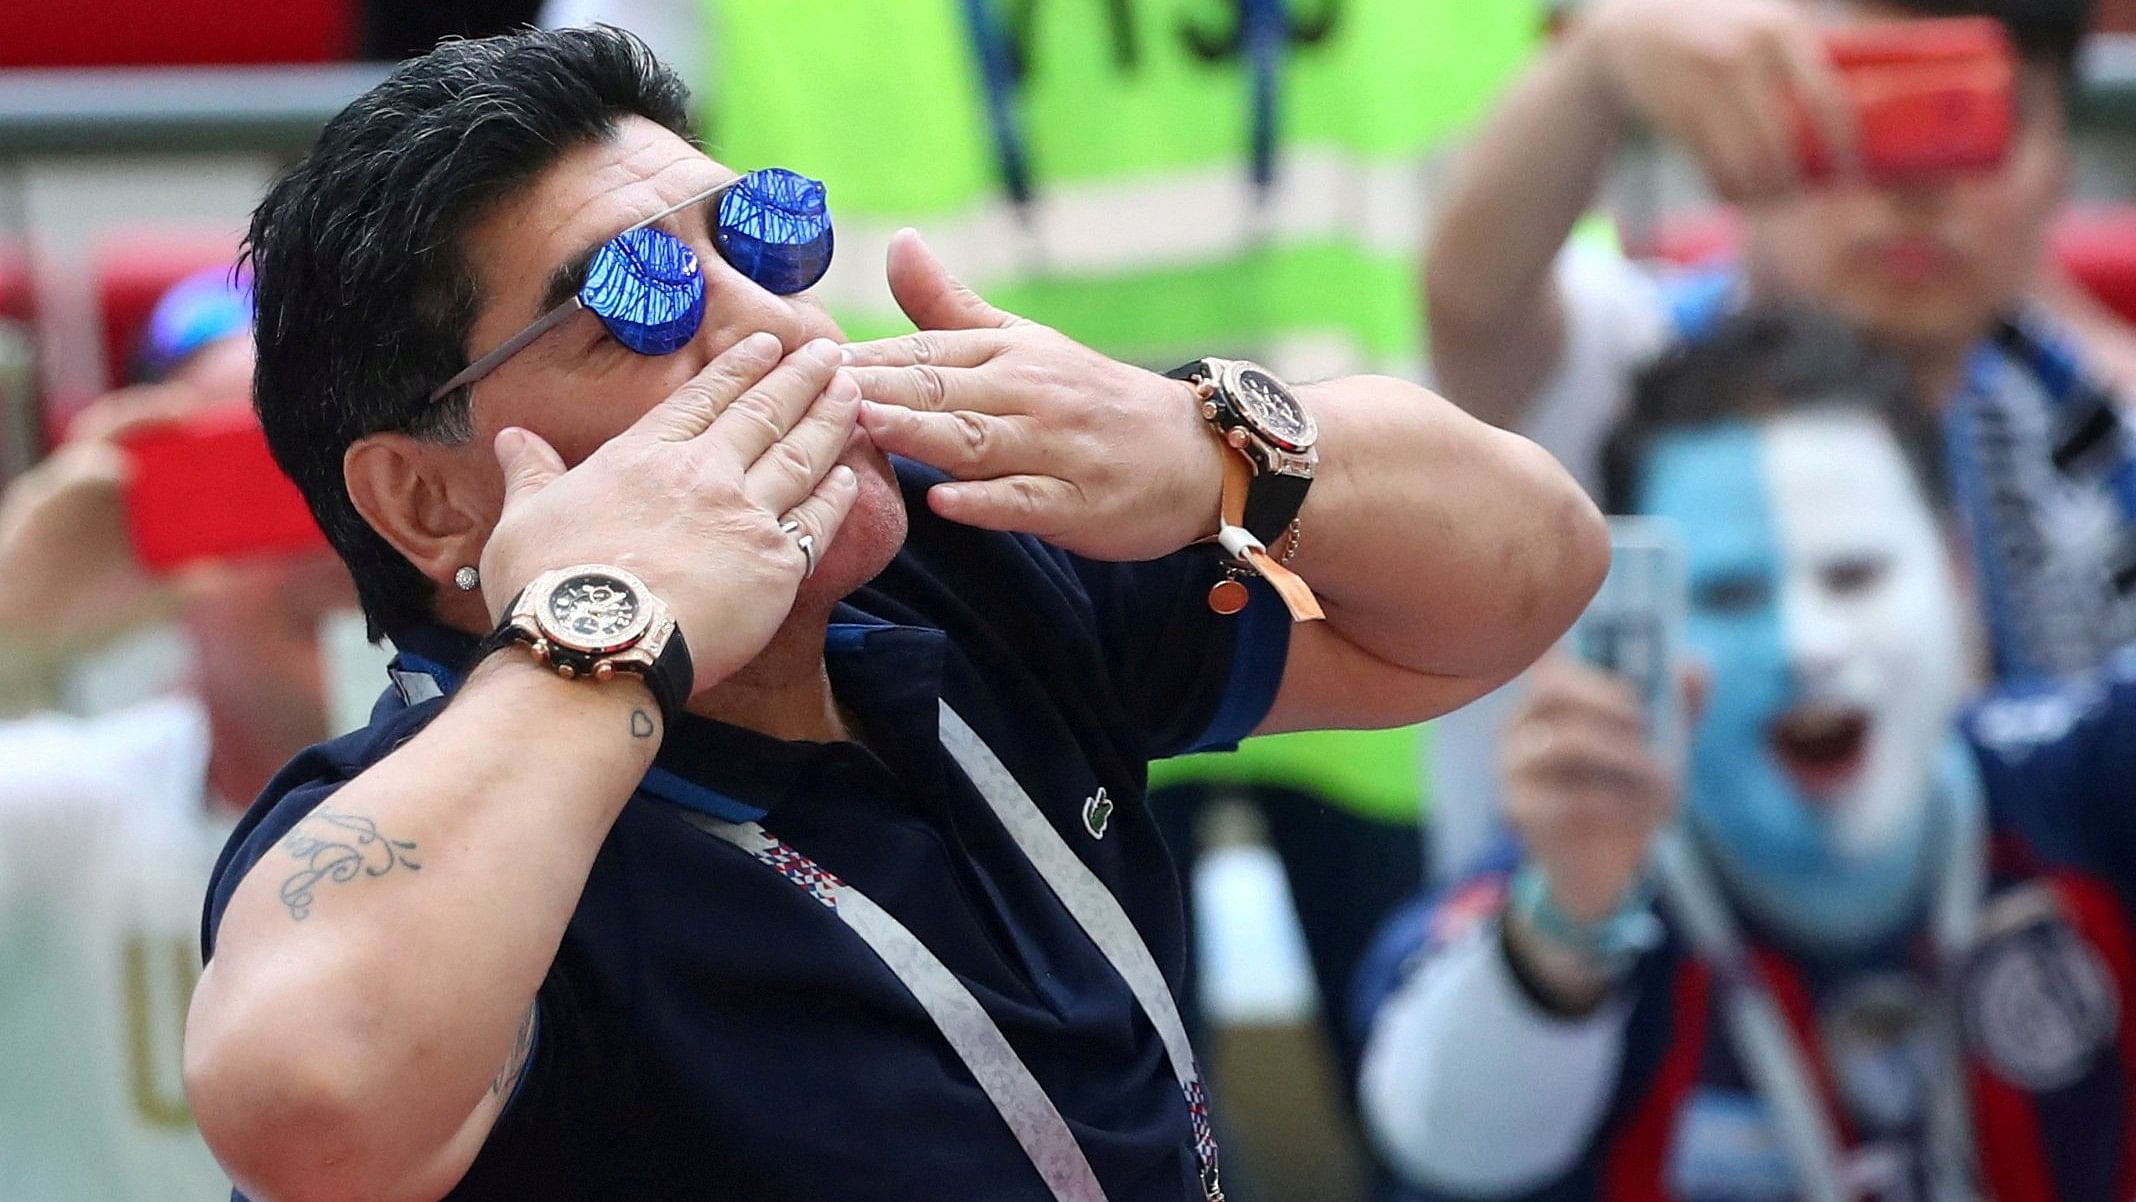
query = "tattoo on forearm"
xmin=631 ymin=709 xmax=655 ymax=739
xmin=492 ymin=1006 xmax=537 ymax=1098
xmin=277 ymin=810 xmax=422 ymax=921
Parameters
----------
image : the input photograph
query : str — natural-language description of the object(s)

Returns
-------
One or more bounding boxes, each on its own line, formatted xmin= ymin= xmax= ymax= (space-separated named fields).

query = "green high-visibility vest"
xmin=702 ymin=0 xmax=1542 ymax=823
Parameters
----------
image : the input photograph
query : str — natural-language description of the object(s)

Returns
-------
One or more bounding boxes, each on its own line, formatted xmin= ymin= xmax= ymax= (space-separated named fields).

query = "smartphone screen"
xmin=1568 ymin=518 xmax=1688 ymax=775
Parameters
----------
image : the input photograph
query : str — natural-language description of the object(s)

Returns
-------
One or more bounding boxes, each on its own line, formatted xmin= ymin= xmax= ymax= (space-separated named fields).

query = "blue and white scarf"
xmin=1946 ymin=316 xmax=2136 ymax=682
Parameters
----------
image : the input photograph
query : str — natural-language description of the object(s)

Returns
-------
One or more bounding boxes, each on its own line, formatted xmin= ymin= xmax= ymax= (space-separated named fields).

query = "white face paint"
xmin=1763 ymin=409 xmax=1971 ymax=858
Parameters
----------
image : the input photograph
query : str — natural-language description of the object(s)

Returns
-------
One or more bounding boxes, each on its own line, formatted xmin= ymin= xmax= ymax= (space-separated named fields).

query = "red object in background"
xmin=0 ymin=243 xmax=32 ymax=327
xmin=1798 ymin=17 xmax=2017 ymax=185
xmin=2053 ymin=208 xmax=2136 ymax=329
xmin=1639 ymin=208 xmax=2136 ymax=331
xmin=1 ymin=0 xmax=353 ymax=67
xmin=117 ymin=406 xmax=326 ymax=573
xmin=37 ymin=235 xmax=243 ymax=450
xmin=1641 ymin=211 xmax=1744 ymax=271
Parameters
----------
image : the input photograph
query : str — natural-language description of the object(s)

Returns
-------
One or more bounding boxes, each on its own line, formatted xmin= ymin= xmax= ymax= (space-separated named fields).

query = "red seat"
xmin=2050 ymin=207 xmax=2136 ymax=329
xmin=1 ymin=0 xmax=353 ymax=67
xmin=36 ymin=233 xmax=241 ymax=443
xmin=1638 ymin=211 xmax=1743 ymax=270
xmin=1640 ymin=206 xmax=2136 ymax=328
xmin=0 ymin=243 xmax=31 ymax=326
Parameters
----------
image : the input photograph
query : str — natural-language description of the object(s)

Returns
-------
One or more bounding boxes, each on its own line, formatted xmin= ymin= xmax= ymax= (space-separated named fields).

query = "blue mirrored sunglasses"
xmin=428 ymin=166 xmax=833 ymax=404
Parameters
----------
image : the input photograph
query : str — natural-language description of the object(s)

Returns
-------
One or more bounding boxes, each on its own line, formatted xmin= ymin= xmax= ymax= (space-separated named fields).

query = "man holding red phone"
xmin=0 ymin=271 xmax=348 ymax=1200
xmin=1425 ymin=0 xmax=2126 ymax=855
xmin=1432 ymin=0 xmax=2114 ymax=681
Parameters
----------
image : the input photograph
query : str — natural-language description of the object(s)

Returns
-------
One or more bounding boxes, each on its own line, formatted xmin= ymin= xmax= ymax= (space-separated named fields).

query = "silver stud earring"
xmin=454 ymin=566 xmax=480 ymax=592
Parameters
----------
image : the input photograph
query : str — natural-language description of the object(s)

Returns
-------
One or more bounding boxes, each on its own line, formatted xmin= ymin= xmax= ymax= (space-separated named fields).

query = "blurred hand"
xmin=478 ymin=334 xmax=861 ymax=697
xmin=841 ymin=230 xmax=1226 ymax=561
xmin=1569 ymin=0 xmax=1854 ymax=203
xmin=1502 ymin=655 xmax=1688 ymax=926
xmin=0 ymin=381 xmax=220 ymax=650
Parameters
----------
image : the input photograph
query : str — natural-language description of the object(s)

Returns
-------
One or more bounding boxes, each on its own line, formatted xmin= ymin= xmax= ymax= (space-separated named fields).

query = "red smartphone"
xmin=116 ymin=405 xmax=328 ymax=573
xmin=1798 ymin=16 xmax=2018 ymax=185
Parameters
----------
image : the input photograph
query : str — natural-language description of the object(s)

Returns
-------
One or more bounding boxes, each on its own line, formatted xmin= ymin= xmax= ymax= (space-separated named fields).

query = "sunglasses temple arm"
xmin=428 ymin=298 xmax=585 ymax=403
xmin=629 ymin=178 xmax=736 ymax=233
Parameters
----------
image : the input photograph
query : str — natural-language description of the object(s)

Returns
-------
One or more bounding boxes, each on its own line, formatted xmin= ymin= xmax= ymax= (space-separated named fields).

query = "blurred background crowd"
xmin=9 ymin=0 xmax=2136 ymax=1199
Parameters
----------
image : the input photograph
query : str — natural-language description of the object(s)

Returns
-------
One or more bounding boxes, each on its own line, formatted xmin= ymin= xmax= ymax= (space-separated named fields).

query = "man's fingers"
xmin=839 ymin=328 xmax=1010 ymax=370
xmin=742 ymin=371 xmax=861 ymax=514
xmin=494 ymin=427 xmax=567 ymax=505
xmin=1525 ymin=656 xmax=1648 ymax=736
xmin=1741 ymin=57 xmax=1806 ymax=196
xmin=632 ymin=331 xmax=785 ymax=442
xmin=848 ymin=362 xmax=998 ymax=416
xmin=884 ymin=227 xmax=1027 ymax=332
xmin=776 ymin=464 xmax=862 ymax=578
xmin=703 ymin=339 xmax=846 ymax=470
xmin=1774 ymin=23 xmax=1856 ymax=178
xmin=925 ymin=473 xmax=1080 ymax=536
xmin=856 ymin=400 xmax=1039 ymax=477
xmin=1506 ymin=718 xmax=1665 ymax=800
xmin=67 ymin=383 xmax=208 ymax=445
xmin=1681 ymin=103 xmax=1783 ymax=203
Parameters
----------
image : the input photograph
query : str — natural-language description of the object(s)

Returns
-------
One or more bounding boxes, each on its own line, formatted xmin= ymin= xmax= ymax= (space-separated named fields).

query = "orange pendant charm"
xmin=1207 ymin=578 xmax=1250 ymax=615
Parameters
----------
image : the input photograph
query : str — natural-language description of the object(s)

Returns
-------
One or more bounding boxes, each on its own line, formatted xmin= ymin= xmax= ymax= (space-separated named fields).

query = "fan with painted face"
xmin=1636 ymin=401 xmax=1977 ymax=950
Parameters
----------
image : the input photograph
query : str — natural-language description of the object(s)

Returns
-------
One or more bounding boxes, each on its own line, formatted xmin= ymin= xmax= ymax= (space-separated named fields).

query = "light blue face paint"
xmin=1638 ymin=424 xmax=1933 ymax=950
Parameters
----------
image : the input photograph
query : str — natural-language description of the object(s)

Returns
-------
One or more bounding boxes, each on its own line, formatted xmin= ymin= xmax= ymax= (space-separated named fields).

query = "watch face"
xmin=1231 ymin=366 xmax=1317 ymax=452
xmin=542 ymin=572 xmax=646 ymax=651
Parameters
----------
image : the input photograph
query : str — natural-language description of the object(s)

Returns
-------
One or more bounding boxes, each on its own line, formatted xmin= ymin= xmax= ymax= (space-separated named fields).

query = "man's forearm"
xmin=1360 ymin=926 xmax=1627 ymax=1196
xmin=185 ymin=654 xmax=662 ymax=1202
xmin=1292 ymin=376 xmax=1607 ymax=684
xmin=1425 ymin=28 xmax=1627 ymax=427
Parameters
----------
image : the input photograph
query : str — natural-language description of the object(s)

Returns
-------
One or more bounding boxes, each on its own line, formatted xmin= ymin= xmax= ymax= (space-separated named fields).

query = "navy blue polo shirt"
xmin=202 ymin=461 xmax=1290 ymax=1201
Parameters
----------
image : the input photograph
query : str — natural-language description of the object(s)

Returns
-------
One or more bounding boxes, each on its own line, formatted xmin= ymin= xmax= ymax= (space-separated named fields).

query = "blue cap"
xmin=139 ymin=265 xmax=253 ymax=382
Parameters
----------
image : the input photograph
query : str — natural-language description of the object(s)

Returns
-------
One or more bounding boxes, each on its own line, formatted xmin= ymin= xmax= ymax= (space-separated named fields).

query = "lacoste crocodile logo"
xmin=1082 ymin=788 xmax=1114 ymax=839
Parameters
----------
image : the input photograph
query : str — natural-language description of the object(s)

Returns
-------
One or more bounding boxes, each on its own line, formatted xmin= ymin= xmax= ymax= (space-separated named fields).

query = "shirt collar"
xmin=383 ymin=607 xmax=950 ymax=820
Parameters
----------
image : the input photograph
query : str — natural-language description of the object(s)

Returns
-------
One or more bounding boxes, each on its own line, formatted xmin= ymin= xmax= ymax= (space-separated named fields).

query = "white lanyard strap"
xmin=1653 ymin=754 xmax=1987 ymax=1202
xmin=937 ymin=701 xmax=1223 ymax=1200
xmin=677 ymin=811 xmax=1111 ymax=1202
xmin=1654 ymin=829 xmax=1853 ymax=1202
xmin=670 ymin=702 xmax=1224 ymax=1202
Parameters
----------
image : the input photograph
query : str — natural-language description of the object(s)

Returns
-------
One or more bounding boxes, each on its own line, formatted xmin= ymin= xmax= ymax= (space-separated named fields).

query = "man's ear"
xmin=343 ymin=432 xmax=494 ymax=592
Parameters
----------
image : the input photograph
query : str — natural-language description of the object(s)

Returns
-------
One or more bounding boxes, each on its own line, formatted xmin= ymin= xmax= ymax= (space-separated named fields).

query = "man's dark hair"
xmin=1600 ymin=306 xmax=1946 ymax=515
xmin=245 ymin=26 xmax=694 ymax=639
xmin=1879 ymin=0 xmax=2093 ymax=82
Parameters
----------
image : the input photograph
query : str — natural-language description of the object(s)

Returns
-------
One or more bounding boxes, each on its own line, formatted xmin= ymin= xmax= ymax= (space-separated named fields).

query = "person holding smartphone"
xmin=1431 ymin=0 xmax=2121 ymax=684
xmin=1355 ymin=308 xmax=2136 ymax=1202
xmin=0 ymin=268 xmax=351 ymax=1201
xmin=1424 ymin=0 xmax=2136 ymax=872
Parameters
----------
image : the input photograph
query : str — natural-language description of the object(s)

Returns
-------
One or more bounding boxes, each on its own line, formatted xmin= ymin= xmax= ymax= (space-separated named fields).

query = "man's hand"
xmin=1502 ymin=656 xmax=1683 ymax=926
xmin=477 ymin=334 xmax=861 ymax=694
xmin=1571 ymin=0 xmax=1854 ymax=203
xmin=842 ymin=230 xmax=1226 ymax=561
xmin=0 ymin=382 xmax=221 ymax=652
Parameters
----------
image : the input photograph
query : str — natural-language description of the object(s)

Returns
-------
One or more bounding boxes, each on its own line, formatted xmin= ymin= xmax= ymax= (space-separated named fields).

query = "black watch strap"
xmin=472 ymin=589 xmax=694 ymax=732
xmin=471 ymin=590 xmax=529 ymax=666
xmin=1242 ymin=472 xmax=1310 ymax=548
xmin=642 ymin=631 xmax=693 ymax=733
xmin=1169 ymin=358 xmax=1310 ymax=545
